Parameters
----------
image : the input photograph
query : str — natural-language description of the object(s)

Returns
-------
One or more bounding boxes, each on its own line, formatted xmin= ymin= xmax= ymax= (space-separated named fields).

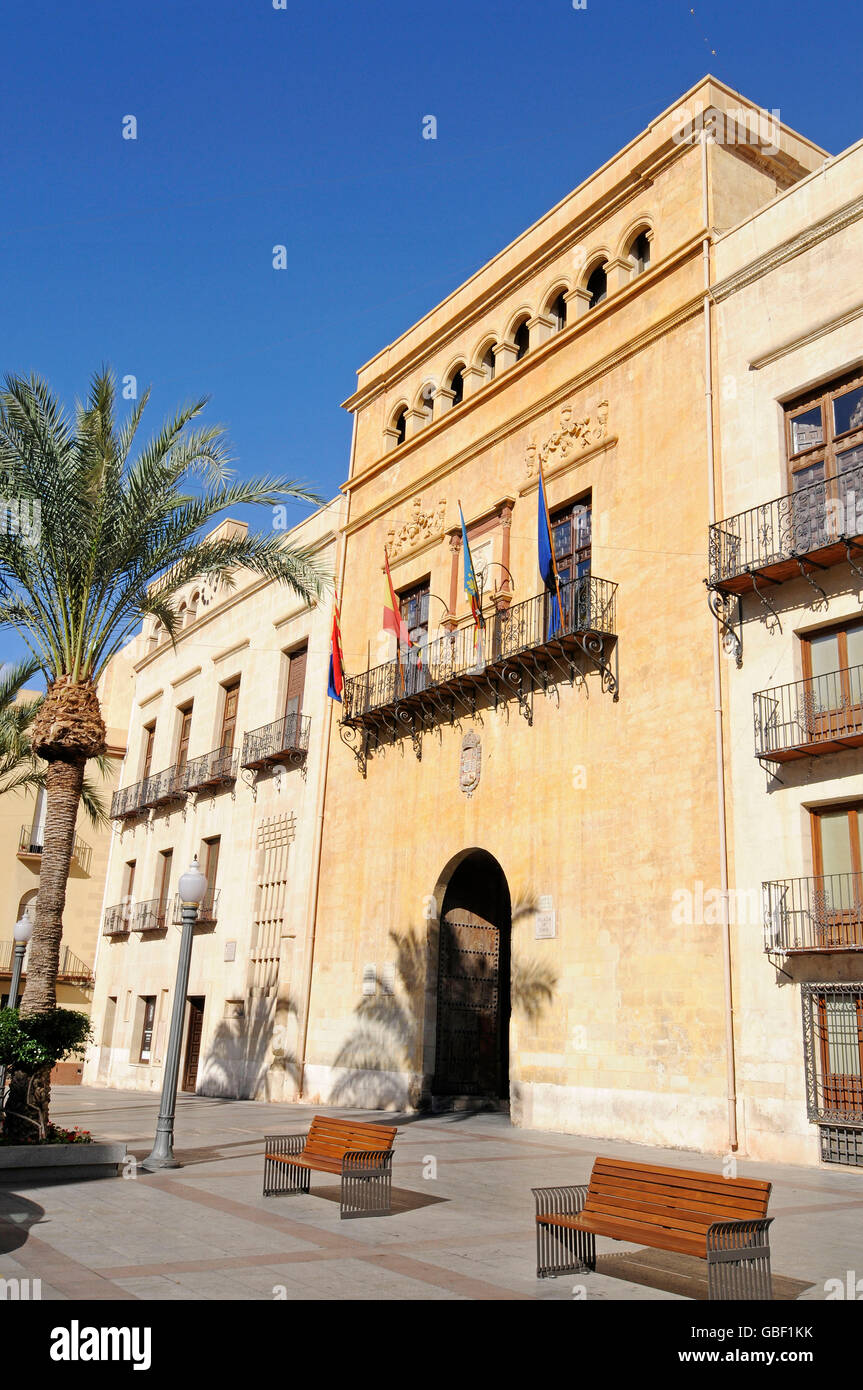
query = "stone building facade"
xmin=300 ymin=78 xmax=827 ymax=1160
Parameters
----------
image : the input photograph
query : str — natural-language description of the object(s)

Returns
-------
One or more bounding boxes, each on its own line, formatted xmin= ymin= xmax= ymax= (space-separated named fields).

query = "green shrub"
xmin=0 ymin=1007 xmax=92 ymax=1074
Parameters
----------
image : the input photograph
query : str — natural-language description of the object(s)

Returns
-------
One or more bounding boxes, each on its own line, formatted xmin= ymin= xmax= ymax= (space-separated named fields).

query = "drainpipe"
xmin=295 ymin=416 xmax=356 ymax=1099
xmin=702 ymin=131 xmax=739 ymax=1151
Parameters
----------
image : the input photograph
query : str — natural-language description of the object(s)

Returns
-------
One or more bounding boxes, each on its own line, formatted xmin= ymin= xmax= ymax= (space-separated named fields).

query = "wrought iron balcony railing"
xmin=182 ymin=747 xmax=238 ymax=794
xmin=708 ymin=462 xmax=863 ymax=592
xmin=170 ymin=887 xmax=220 ymax=925
xmin=0 ymin=940 xmax=93 ymax=981
xmin=110 ymin=780 xmax=145 ymax=819
xmin=17 ymin=825 xmax=93 ymax=874
xmin=103 ymin=902 xmax=134 ymax=936
xmin=141 ymin=764 xmax=187 ymax=810
xmin=241 ymin=713 xmax=311 ymax=770
xmin=764 ymin=873 xmax=863 ymax=953
xmin=132 ymin=898 xmax=171 ymax=932
xmin=754 ymin=665 xmax=863 ymax=762
xmin=342 ymin=574 xmax=618 ymax=725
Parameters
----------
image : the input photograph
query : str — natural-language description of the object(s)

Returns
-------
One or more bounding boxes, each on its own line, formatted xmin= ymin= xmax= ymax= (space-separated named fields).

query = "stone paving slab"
xmin=0 ymin=1086 xmax=860 ymax=1302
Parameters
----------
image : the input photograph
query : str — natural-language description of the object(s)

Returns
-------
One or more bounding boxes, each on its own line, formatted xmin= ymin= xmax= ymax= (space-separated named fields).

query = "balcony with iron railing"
xmin=170 ymin=887 xmax=220 ymax=926
xmin=0 ymin=940 xmax=93 ymax=982
xmin=342 ymin=574 xmax=618 ymax=727
xmin=708 ymin=463 xmax=863 ymax=593
xmin=764 ymin=873 xmax=863 ymax=953
xmin=110 ymin=764 xmax=185 ymax=820
xmin=241 ymin=713 xmax=310 ymax=771
xmin=103 ymin=902 xmax=134 ymax=936
xmin=753 ymin=665 xmax=863 ymax=762
xmin=17 ymin=825 xmax=93 ymax=874
xmin=182 ymin=747 xmax=237 ymax=794
xmin=131 ymin=898 xmax=171 ymax=933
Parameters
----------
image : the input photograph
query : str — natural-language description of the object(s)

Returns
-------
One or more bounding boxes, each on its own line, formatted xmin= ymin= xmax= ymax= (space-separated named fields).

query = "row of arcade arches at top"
xmin=386 ymin=224 xmax=653 ymax=448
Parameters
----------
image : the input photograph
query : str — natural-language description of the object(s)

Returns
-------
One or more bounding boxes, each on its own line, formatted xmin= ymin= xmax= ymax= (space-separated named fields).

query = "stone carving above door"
xmin=525 ymin=399 xmax=609 ymax=476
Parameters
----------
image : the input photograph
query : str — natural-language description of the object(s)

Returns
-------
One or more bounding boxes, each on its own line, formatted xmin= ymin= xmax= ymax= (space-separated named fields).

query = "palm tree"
xmin=0 ymin=368 xmax=327 ymax=1130
xmin=0 ymin=658 xmax=108 ymax=823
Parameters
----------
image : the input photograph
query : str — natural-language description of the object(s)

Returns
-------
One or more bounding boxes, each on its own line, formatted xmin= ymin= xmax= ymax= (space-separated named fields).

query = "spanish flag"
xmin=382 ymin=550 xmax=409 ymax=645
xmin=327 ymin=586 xmax=344 ymax=702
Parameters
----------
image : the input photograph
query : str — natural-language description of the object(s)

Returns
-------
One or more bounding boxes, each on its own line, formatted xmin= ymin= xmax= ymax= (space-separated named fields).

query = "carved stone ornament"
xmin=385 ymin=495 xmax=447 ymax=560
xmin=525 ymin=400 xmax=609 ymax=476
xmin=459 ymin=731 xmax=481 ymax=798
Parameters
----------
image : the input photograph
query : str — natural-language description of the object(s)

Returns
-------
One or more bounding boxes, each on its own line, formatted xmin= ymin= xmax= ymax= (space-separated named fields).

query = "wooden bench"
xmin=263 ymin=1115 xmax=398 ymax=1219
xmin=533 ymin=1156 xmax=773 ymax=1299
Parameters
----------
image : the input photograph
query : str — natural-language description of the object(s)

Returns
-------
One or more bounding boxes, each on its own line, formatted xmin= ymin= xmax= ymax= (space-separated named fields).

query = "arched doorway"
xmin=432 ymin=850 xmax=511 ymax=1100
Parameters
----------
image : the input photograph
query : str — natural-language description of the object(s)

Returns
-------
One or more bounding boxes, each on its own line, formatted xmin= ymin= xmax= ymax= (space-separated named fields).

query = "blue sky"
xmin=1 ymin=0 xmax=861 ymax=671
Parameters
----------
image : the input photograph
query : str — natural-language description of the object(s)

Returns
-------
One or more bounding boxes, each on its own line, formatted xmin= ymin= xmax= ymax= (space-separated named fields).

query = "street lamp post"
xmin=141 ymin=858 xmax=207 ymax=1172
xmin=1 ymin=909 xmax=35 ymax=1107
xmin=8 ymin=909 xmax=34 ymax=1008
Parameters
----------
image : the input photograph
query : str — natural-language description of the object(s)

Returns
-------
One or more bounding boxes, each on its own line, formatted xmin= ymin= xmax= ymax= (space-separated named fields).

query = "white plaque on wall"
xmin=362 ymin=963 xmax=377 ymax=995
xmin=535 ymin=910 xmax=556 ymax=939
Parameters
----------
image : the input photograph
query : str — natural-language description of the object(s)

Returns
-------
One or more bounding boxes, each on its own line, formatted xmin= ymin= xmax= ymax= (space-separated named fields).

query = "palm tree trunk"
xmin=4 ymin=757 xmax=85 ymax=1139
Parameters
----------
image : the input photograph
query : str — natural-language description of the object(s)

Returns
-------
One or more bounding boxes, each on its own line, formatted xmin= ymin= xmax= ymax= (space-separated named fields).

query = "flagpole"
xmin=384 ymin=549 xmax=406 ymax=695
xmin=537 ymin=459 xmax=565 ymax=634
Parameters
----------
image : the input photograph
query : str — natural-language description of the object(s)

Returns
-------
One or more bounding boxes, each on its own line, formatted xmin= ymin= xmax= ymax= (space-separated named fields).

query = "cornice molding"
xmin=170 ymin=666 xmax=202 ymax=688
xmin=712 ymin=193 xmax=863 ymax=304
xmin=212 ymin=640 xmax=249 ymax=666
xmin=748 ymin=300 xmax=863 ymax=371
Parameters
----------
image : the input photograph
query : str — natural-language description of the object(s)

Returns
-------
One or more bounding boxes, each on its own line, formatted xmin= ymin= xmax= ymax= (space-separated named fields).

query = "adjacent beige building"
xmin=711 ymin=135 xmax=863 ymax=1167
xmin=82 ymin=502 xmax=343 ymax=1098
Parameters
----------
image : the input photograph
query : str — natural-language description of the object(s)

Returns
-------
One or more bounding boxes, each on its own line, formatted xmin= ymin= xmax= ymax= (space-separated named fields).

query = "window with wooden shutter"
xmin=284 ymin=647 xmax=307 ymax=732
xmin=176 ymin=706 xmax=193 ymax=771
xmin=141 ymin=724 xmax=156 ymax=781
xmin=220 ymin=682 xmax=240 ymax=753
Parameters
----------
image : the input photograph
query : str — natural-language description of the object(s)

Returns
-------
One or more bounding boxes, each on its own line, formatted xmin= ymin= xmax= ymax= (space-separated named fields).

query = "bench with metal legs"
xmin=263 ymin=1116 xmax=398 ymax=1219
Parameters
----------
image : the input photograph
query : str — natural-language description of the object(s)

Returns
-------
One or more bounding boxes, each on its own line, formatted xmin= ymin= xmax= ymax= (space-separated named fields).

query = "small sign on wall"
xmin=362 ymin=964 xmax=377 ymax=995
xmin=380 ymin=963 xmax=396 ymax=995
xmin=536 ymin=896 xmax=556 ymax=939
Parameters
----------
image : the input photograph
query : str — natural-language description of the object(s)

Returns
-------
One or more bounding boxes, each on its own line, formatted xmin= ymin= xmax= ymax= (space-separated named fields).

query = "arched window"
xmin=513 ymin=318 xmax=530 ymax=360
xmin=481 ymin=344 xmax=496 ymax=382
xmin=586 ymin=263 xmax=607 ymax=309
xmin=418 ymin=384 xmax=435 ymax=425
xmin=549 ymin=291 xmax=568 ymax=332
xmin=449 ymin=368 xmax=464 ymax=408
xmin=188 ymin=591 xmax=199 ymax=623
xmin=628 ymin=231 xmax=651 ymax=275
xmin=394 ymin=408 xmax=407 ymax=446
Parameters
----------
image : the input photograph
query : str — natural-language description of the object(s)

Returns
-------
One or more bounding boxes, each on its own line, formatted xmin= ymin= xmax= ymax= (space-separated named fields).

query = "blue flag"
xmin=538 ymin=470 xmax=561 ymax=638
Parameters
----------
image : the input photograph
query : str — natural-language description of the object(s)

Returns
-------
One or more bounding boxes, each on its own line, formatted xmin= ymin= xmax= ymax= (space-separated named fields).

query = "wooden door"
xmin=182 ymin=997 xmax=205 ymax=1092
xmin=812 ymin=806 xmax=863 ymax=947
xmin=433 ymin=910 xmax=501 ymax=1096
xmin=200 ymin=838 xmax=220 ymax=919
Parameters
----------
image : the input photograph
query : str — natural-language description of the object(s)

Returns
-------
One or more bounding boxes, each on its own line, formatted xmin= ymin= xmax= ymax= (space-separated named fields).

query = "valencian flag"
xmin=459 ymin=502 xmax=485 ymax=632
xmin=327 ymin=585 xmax=344 ymax=702
xmin=537 ymin=463 xmax=563 ymax=638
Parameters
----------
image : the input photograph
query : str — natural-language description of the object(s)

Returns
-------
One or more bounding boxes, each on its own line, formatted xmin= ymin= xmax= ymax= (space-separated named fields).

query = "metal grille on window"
xmin=249 ymin=812 xmax=296 ymax=996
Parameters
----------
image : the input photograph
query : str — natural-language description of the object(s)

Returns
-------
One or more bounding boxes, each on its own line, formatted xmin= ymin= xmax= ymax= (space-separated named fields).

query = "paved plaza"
xmin=0 ymin=1086 xmax=861 ymax=1301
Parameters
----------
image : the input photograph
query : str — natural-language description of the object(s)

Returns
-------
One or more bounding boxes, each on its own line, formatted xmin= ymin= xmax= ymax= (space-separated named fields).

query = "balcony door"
xmin=811 ymin=806 xmax=863 ymax=947
xmin=176 ymin=706 xmax=193 ymax=774
xmin=551 ymin=495 xmax=592 ymax=633
xmin=141 ymin=724 xmax=156 ymax=782
xmin=219 ymin=682 xmax=240 ymax=756
xmin=803 ymin=622 xmax=863 ymax=740
xmin=284 ymin=646 xmax=307 ymax=743
xmin=156 ymin=849 xmax=173 ymax=929
xmin=399 ymin=581 xmax=429 ymax=696
xmin=786 ymin=373 xmax=863 ymax=552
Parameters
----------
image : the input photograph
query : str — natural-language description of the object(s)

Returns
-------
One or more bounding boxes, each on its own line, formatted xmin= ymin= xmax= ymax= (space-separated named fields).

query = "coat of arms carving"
xmin=385 ymin=496 xmax=447 ymax=560
xmin=525 ymin=399 xmax=609 ymax=476
xmin=459 ymin=731 xmax=481 ymax=798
